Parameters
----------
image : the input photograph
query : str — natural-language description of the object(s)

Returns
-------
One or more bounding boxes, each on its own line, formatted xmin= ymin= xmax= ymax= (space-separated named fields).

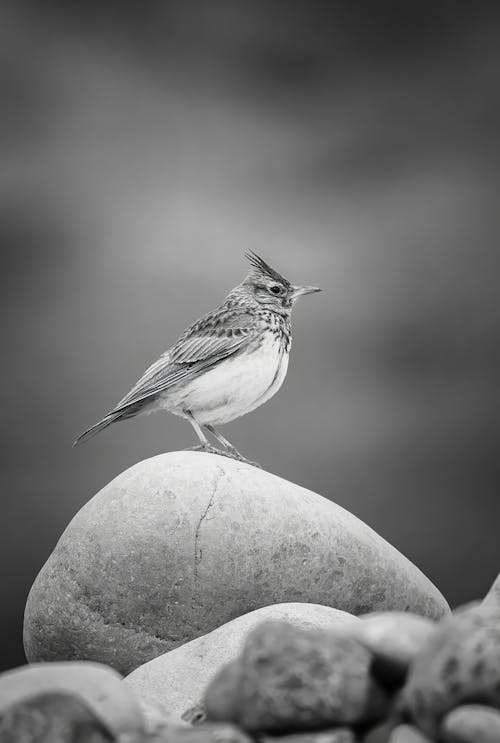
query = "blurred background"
xmin=1 ymin=0 xmax=499 ymax=672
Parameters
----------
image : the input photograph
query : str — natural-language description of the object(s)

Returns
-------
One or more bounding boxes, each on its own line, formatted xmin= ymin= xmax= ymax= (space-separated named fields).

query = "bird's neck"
xmin=257 ymin=308 xmax=292 ymax=351
xmin=224 ymin=289 xmax=292 ymax=345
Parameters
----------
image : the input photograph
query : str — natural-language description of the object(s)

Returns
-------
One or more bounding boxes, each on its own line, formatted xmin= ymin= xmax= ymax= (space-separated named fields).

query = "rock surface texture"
xmin=126 ymin=603 xmax=361 ymax=725
xmin=24 ymin=452 xmax=448 ymax=674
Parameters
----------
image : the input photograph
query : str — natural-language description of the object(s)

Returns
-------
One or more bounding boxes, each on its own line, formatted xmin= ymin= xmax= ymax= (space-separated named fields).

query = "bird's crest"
xmin=245 ymin=251 xmax=290 ymax=286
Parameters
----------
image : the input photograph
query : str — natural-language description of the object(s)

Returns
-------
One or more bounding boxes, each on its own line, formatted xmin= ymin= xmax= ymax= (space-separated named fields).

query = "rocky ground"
xmin=2 ymin=453 xmax=499 ymax=742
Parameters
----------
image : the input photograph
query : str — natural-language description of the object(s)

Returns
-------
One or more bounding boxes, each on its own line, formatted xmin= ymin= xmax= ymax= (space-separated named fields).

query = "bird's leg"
xmin=204 ymin=425 xmax=242 ymax=456
xmin=184 ymin=412 xmax=222 ymax=456
xmin=204 ymin=425 xmax=261 ymax=468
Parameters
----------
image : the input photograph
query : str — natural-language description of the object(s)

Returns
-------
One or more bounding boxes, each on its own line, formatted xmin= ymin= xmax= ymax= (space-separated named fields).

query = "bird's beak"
xmin=291 ymin=285 xmax=322 ymax=300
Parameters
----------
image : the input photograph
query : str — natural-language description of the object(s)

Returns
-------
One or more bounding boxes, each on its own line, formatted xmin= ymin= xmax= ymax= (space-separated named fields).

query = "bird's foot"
xmin=186 ymin=444 xmax=261 ymax=468
xmin=186 ymin=444 xmax=225 ymax=456
xmin=219 ymin=447 xmax=262 ymax=469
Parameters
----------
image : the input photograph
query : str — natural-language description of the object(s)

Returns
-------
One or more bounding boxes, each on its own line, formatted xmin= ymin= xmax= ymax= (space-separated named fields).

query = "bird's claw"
xmin=186 ymin=444 xmax=224 ymax=456
xmin=185 ymin=444 xmax=262 ymax=468
xmin=223 ymin=448 xmax=262 ymax=468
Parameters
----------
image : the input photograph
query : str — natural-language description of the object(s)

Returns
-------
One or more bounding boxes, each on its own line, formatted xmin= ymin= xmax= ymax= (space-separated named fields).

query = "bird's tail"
xmin=73 ymin=412 xmax=122 ymax=447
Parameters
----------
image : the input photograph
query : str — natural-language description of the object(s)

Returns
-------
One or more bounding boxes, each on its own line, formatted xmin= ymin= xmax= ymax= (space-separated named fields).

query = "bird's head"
xmin=238 ymin=251 xmax=321 ymax=312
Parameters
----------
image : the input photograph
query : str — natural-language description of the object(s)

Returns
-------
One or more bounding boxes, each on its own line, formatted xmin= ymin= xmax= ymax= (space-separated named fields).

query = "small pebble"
xmin=388 ymin=724 xmax=433 ymax=742
xmin=0 ymin=692 xmax=115 ymax=743
xmin=0 ymin=661 xmax=143 ymax=741
xmin=148 ymin=723 xmax=253 ymax=743
xmin=441 ymin=704 xmax=500 ymax=743
xmin=204 ymin=660 xmax=243 ymax=725
xmin=481 ymin=571 xmax=500 ymax=609
xmin=205 ymin=620 xmax=389 ymax=732
xmin=402 ymin=604 xmax=500 ymax=737
xmin=357 ymin=612 xmax=436 ymax=687
xmin=182 ymin=703 xmax=207 ymax=726
xmin=265 ymin=729 xmax=355 ymax=743
xmin=361 ymin=717 xmax=399 ymax=743
xmin=135 ymin=699 xmax=177 ymax=738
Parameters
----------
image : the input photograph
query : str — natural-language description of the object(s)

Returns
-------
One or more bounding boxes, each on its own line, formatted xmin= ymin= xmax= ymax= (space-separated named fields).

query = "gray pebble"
xmin=388 ymin=724 xmax=433 ymax=742
xmin=361 ymin=717 xmax=399 ymax=742
xmin=182 ymin=704 xmax=207 ymax=726
xmin=357 ymin=612 xmax=436 ymax=686
xmin=205 ymin=620 xmax=389 ymax=732
xmin=441 ymin=704 xmax=500 ymax=743
xmin=264 ymin=729 xmax=355 ymax=743
xmin=402 ymin=605 xmax=500 ymax=737
xmin=0 ymin=692 xmax=115 ymax=743
xmin=148 ymin=723 xmax=252 ymax=743
xmin=482 ymin=571 xmax=500 ymax=609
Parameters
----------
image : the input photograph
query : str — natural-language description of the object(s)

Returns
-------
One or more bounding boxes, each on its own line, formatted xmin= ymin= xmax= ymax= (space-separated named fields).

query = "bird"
xmin=74 ymin=251 xmax=320 ymax=465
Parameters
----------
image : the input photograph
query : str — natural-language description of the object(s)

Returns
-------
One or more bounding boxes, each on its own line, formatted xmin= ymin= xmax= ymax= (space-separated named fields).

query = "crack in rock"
xmin=193 ymin=465 xmax=224 ymax=593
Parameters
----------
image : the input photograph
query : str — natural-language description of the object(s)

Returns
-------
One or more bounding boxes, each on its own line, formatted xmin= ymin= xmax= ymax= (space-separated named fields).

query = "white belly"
xmin=160 ymin=334 xmax=289 ymax=425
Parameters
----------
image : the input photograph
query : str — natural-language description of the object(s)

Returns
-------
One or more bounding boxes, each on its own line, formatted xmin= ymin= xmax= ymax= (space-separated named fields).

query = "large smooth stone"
xmin=126 ymin=603 xmax=361 ymax=724
xmin=0 ymin=662 xmax=144 ymax=742
xmin=24 ymin=452 xmax=448 ymax=674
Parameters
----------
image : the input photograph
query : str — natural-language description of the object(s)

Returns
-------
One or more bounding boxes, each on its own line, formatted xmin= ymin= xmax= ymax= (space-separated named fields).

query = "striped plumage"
xmin=74 ymin=252 xmax=320 ymax=464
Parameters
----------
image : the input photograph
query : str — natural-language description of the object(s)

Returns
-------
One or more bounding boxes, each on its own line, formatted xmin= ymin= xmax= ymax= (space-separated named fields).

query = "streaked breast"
xmin=164 ymin=331 xmax=290 ymax=425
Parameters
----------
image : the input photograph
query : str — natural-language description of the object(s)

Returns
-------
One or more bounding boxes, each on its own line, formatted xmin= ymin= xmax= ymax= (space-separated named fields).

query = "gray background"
xmin=1 ymin=1 xmax=499 ymax=672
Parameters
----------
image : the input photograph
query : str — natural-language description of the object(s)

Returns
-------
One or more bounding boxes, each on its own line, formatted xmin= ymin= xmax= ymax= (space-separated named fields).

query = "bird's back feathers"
xmin=74 ymin=251 xmax=304 ymax=446
xmin=74 ymin=304 xmax=261 ymax=446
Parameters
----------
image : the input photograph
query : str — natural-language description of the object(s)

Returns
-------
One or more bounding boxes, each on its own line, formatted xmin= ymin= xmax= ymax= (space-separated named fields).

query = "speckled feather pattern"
xmin=73 ymin=251 xmax=311 ymax=446
xmin=141 ymin=306 xmax=291 ymax=425
xmin=93 ymin=296 xmax=293 ymax=429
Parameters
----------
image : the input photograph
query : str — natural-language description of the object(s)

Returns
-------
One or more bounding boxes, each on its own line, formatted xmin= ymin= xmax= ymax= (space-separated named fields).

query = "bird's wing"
xmin=170 ymin=307 xmax=257 ymax=363
xmin=109 ymin=306 xmax=258 ymax=414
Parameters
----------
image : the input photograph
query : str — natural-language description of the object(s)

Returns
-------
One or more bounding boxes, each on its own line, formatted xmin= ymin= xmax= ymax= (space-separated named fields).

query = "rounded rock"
xmin=403 ymin=605 xmax=500 ymax=738
xmin=482 ymin=571 xmax=500 ymax=609
xmin=265 ymin=730 xmax=356 ymax=743
xmin=147 ymin=723 xmax=253 ymax=743
xmin=357 ymin=612 xmax=437 ymax=686
xmin=441 ymin=705 xmax=500 ymax=743
xmin=361 ymin=717 xmax=399 ymax=743
xmin=24 ymin=452 xmax=449 ymax=674
xmin=0 ymin=662 xmax=144 ymax=742
xmin=387 ymin=724 xmax=433 ymax=742
xmin=0 ymin=691 xmax=115 ymax=743
xmin=126 ymin=603 xmax=360 ymax=726
xmin=204 ymin=619 xmax=389 ymax=732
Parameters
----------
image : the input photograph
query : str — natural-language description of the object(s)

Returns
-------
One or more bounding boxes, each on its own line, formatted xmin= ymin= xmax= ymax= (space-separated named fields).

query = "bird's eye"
xmin=269 ymin=284 xmax=283 ymax=295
